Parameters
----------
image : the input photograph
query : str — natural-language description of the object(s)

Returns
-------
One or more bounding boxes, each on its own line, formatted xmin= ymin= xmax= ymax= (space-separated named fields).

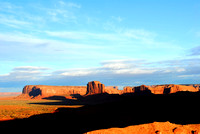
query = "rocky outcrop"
xmin=122 ymin=84 xmax=199 ymax=94
xmin=22 ymin=85 xmax=87 ymax=97
xmin=86 ymin=81 xmax=105 ymax=95
xmin=105 ymin=86 xmax=121 ymax=94
xmin=123 ymin=87 xmax=134 ymax=93
xmin=122 ymin=85 xmax=151 ymax=94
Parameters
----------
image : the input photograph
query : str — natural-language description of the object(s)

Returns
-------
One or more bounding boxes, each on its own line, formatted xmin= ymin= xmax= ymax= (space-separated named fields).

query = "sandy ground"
xmin=0 ymin=96 xmax=82 ymax=121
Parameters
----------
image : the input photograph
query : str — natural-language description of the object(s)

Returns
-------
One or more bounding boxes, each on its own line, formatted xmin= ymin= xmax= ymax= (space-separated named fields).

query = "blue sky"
xmin=0 ymin=0 xmax=200 ymax=92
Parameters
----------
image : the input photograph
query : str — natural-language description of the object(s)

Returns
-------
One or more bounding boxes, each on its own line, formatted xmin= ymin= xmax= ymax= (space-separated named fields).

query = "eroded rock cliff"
xmin=22 ymin=85 xmax=87 ymax=97
xmin=86 ymin=81 xmax=105 ymax=95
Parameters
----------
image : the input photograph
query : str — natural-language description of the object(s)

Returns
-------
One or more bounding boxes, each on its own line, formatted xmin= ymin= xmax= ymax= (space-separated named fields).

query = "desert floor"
xmin=0 ymin=93 xmax=200 ymax=134
xmin=0 ymin=96 xmax=82 ymax=121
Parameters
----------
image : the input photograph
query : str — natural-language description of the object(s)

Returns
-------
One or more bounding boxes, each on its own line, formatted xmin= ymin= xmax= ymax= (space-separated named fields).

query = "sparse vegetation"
xmin=0 ymin=99 xmax=82 ymax=120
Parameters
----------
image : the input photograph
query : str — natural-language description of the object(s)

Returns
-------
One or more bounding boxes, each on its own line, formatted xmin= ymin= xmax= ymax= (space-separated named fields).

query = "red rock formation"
xmin=123 ymin=86 xmax=134 ymax=93
xmin=86 ymin=81 xmax=105 ymax=95
xmin=22 ymin=85 xmax=35 ymax=94
xmin=134 ymin=85 xmax=150 ymax=93
xmin=21 ymin=83 xmax=199 ymax=99
xmin=105 ymin=86 xmax=122 ymax=94
xmin=21 ymin=84 xmax=120 ymax=98
xmin=149 ymin=84 xmax=199 ymax=94
xmin=122 ymin=84 xmax=199 ymax=94
xmin=22 ymin=85 xmax=87 ymax=97
xmin=122 ymin=85 xmax=151 ymax=94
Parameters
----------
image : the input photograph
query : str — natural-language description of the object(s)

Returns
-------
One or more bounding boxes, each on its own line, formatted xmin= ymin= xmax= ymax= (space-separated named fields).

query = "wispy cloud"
xmin=0 ymin=14 xmax=32 ymax=29
xmin=59 ymin=1 xmax=81 ymax=8
xmin=0 ymin=1 xmax=81 ymax=30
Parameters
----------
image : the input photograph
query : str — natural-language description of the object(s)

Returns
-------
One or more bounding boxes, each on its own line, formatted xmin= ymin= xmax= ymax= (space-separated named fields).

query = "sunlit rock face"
xmin=22 ymin=85 xmax=87 ymax=97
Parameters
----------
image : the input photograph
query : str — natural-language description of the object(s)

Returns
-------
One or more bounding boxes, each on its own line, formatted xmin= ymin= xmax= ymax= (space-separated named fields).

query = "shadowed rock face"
xmin=86 ymin=81 xmax=105 ymax=95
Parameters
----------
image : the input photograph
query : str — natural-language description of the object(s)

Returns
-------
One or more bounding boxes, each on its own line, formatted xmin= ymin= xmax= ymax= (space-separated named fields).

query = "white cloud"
xmin=178 ymin=74 xmax=200 ymax=78
xmin=103 ymin=62 xmax=129 ymax=70
xmin=113 ymin=68 xmax=156 ymax=74
xmin=0 ymin=66 xmax=51 ymax=82
xmin=60 ymin=71 xmax=92 ymax=76
xmin=0 ymin=58 xmax=200 ymax=87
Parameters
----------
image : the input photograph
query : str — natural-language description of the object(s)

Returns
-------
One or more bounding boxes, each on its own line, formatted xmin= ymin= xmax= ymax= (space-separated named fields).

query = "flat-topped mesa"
xmin=86 ymin=81 xmax=105 ymax=95
xmin=149 ymin=84 xmax=199 ymax=94
xmin=122 ymin=84 xmax=199 ymax=94
xmin=22 ymin=85 xmax=87 ymax=97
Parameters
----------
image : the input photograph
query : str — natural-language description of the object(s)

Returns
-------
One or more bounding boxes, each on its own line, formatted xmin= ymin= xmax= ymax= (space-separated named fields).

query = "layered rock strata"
xmin=22 ymin=85 xmax=87 ymax=97
xmin=86 ymin=81 xmax=105 ymax=95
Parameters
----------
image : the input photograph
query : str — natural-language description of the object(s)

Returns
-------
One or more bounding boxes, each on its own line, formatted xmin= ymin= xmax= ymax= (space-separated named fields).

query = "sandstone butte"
xmin=86 ymin=81 xmax=105 ymax=95
xmin=20 ymin=81 xmax=199 ymax=98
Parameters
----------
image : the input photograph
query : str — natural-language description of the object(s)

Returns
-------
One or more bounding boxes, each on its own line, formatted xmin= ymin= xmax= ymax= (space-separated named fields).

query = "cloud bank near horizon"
xmin=1 ymin=57 xmax=200 ymax=92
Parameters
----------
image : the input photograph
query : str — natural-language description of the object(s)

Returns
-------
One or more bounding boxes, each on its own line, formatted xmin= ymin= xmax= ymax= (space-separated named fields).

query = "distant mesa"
xmin=19 ymin=81 xmax=200 ymax=99
xmin=22 ymin=85 xmax=87 ymax=98
xmin=122 ymin=84 xmax=199 ymax=94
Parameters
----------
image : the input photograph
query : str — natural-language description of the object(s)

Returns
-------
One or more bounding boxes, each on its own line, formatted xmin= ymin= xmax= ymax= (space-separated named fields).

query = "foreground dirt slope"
xmin=86 ymin=122 xmax=200 ymax=134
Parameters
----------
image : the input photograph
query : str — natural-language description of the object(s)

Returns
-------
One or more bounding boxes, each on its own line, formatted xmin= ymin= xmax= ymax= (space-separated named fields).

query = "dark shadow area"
xmin=1 ymin=91 xmax=200 ymax=133
xmin=70 ymin=94 xmax=83 ymax=99
xmin=29 ymin=88 xmax=41 ymax=97
xmin=163 ymin=87 xmax=171 ymax=94
xmin=42 ymin=95 xmax=68 ymax=100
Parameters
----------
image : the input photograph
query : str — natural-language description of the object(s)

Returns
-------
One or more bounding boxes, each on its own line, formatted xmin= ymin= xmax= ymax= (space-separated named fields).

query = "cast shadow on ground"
xmin=0 ymin=91 xmax=200 ymax=133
